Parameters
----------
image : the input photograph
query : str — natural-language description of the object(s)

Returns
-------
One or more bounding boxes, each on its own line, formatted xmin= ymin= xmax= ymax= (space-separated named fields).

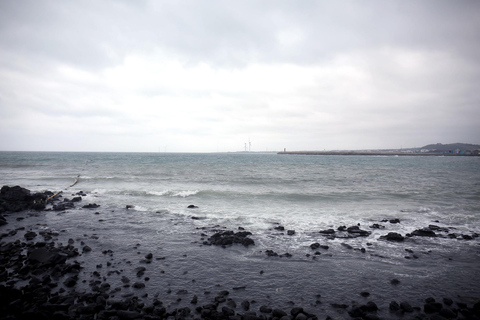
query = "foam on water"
xmin=1 ymin=152 xmax=479 ymax=271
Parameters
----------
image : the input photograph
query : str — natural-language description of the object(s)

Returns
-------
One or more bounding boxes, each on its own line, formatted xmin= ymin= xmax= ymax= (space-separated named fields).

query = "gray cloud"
xmin=0 ymin=0 xmax=479 ymax=152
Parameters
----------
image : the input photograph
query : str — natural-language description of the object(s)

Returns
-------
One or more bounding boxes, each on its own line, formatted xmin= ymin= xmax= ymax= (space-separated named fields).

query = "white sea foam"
xmin=171 ymin=190 xmax=199 ymax=197
xmin=147 ymin=190 xmax=171 ymax=196
xmin=146 ymin=190 xmax=199 ymax=197
xmin=80 ymin=176 xmax=116 ymax=180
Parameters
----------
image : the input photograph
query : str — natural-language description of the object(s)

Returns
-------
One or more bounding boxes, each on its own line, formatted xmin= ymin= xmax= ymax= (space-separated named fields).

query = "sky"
xmin=0 ymin=0 xmax=479 ymax=153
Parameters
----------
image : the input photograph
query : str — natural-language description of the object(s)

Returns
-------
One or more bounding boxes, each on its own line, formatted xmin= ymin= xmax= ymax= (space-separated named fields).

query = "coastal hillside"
xmin=419 ymin=143 xmax=480 ymax=152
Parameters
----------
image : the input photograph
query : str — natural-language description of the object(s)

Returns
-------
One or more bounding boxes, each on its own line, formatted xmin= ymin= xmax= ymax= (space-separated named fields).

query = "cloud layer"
xmin=1 ymin=0 xmax=479 ymax=152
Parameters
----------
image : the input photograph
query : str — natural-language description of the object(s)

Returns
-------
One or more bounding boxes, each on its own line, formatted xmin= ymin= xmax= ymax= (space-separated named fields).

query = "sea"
xmin=1 ymin=151 xmax=479 ymax=316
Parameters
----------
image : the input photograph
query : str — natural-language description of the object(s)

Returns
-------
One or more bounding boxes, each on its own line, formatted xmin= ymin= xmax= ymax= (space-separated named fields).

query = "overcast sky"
xmin=0 ymin=1 xmax=479 ymax=152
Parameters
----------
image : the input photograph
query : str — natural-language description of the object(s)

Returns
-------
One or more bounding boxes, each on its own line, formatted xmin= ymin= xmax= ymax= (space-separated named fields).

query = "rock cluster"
xmin=0 ymin=185 xmax=52 ymax=214
xmin=204 ymin=230 xmax=255 ymax=247
xmin=318 ymin=225 xmax=371 ymax=239
xmin=1 ymin=186 xmax=480 ymax=320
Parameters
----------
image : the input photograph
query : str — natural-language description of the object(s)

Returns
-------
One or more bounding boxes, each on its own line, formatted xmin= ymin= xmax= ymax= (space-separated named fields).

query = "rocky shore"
xmin=1 ymin=185 xmax=480 ymax=320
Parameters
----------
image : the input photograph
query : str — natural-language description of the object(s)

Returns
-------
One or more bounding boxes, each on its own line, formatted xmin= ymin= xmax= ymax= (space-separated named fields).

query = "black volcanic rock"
xmin=346 ymin=226 xmax=371 ymax=236
xmin=319 ymin=229 xmax=335 ymax=234
xmin=381 ymin=232 xmax=405 ymax=242
xmin=409 ymin=228 xmax=437 ymax=237
xmin=0 ymin=185 xmax=51 ymax=214
xmin=206 ymin=230 xmax=255 ymax=247
xmin=82 ymin=203 xmax=100 ymax=209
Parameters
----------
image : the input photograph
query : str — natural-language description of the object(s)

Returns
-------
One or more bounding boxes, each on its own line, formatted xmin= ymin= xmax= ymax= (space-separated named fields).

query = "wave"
xmin=147 ymin=190 xmax=200 ymax=198
xmin=89 ymin=189 xmax=200 ymax=198
xmin=80 ymin=176 xmax=118 ymax=180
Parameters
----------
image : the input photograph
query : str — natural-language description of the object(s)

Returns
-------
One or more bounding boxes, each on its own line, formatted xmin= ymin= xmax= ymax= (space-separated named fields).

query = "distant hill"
xmin=420 ymin=143 xmax=480 ymax=152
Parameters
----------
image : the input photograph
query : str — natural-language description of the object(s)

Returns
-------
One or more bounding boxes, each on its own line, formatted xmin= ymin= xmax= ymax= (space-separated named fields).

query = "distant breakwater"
xmin=277 ymin=151 xmax=478 ymax=156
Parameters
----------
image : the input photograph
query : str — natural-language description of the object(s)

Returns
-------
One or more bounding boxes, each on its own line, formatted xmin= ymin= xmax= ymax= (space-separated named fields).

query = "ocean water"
xmin=2 ymin=151 xmax=479 ymax=231
xmin=1 ymin=151 xmax=480 ymax=315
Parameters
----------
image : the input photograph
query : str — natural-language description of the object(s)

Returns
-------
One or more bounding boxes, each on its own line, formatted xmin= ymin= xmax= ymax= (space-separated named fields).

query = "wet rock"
xmin=259 ymin=305 xmax=272 ymax=313
xmin=117 ymin=310 xmax=142 ymax=319
xmin=369 ymin=223 xmax=385 ymax=229
xmin=63 ymin=275 xmax=78 ymax=287
xmin=346 ymin=225 xmax=371 ymax=236
xmin=429 ymin=224 xmax=449 ymax=232
xmin=82 ymin=203 xmax=100 ymax=209
xmin=295 ymin=313 xmax=308 ymax=320
xmin=24 ymin=231 xmax=37 ymax=240
xmin=349 ymin=305 xmax=367 ymax=318
xmin=287 ymin=230 xmax=295 ymax=235
xmin=400 ymin=301 xmax=414 ymax=312
xmin=274 ymin=226 xmax=285 ymax=231
xmin=28 ymin=247 xmax=67 ymax=265
xmin=409 ymin=228 xmax=437 ymax=237
xmin=360 ymin=291 xmax=370 ymax=297
xmin=187 ymin=205 xmax=198 ymax=208
xmin=222 ymin=306 xmax=235 ymax=316
xmin=366 ymin=301 xmax=378 ymax=312
xmin=132 ymin=282 xmax=145 ymax=289
xmin=206 ymin=230 xmax=255 ymax=247
xmin=391 ymin=279 xmax=401 ymax=285
xmin=53 ymin=203 xmax=72 ymax=211
xmin=310 ymin=243 xmax=320 ymax=250
xmin=241 ymin=300 xmax=250 ymax=311
xmin=191 ymin=295 xmax=198 ymax=304
xmin=272 ymin=309 xmax=287 ymax=318
xmin=439 ymin=308 xmax=457 ymax=318
xmin=389 ymin=301 xmax=400 ymax=311
xmin=424 ymin=302 xmax=443 ymax=313
xmin=319 ymin=229 xmax=335 ymax=234
xmin=382 ymin=232 xmax=405 ymax=242
xmin=265 ymin=250 xmax=278 ymax=257
xmin=390 ymin=218 xmax=401 ymax=224
xmin=83 ymin=246 xmax=92 ymax=253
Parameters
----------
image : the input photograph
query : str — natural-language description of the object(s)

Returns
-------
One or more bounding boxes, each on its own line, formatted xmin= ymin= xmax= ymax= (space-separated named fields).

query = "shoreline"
xmin=1 ymin=185 xmax=480 ymax=319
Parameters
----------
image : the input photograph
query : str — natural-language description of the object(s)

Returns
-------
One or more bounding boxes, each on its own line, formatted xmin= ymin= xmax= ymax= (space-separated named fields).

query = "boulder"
xmin=399 ymin=301 xmax=413 ymax=312
xmin=382 ymin=232 xmax=405 ymax=242
xmin=319 ymin=229 xmax=335 ymax=234
xmin=0 ymin=185 xmax=50 ymax=213
xmin=82 ymin=203 xmax=100 ymax=209
xmin=346 ymin=226 xmax=371 ymax=236
xmin=206 ymin=230 xmax=255 ymax=247
xmin=409 ymin=228 xmax=437 ymax=237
